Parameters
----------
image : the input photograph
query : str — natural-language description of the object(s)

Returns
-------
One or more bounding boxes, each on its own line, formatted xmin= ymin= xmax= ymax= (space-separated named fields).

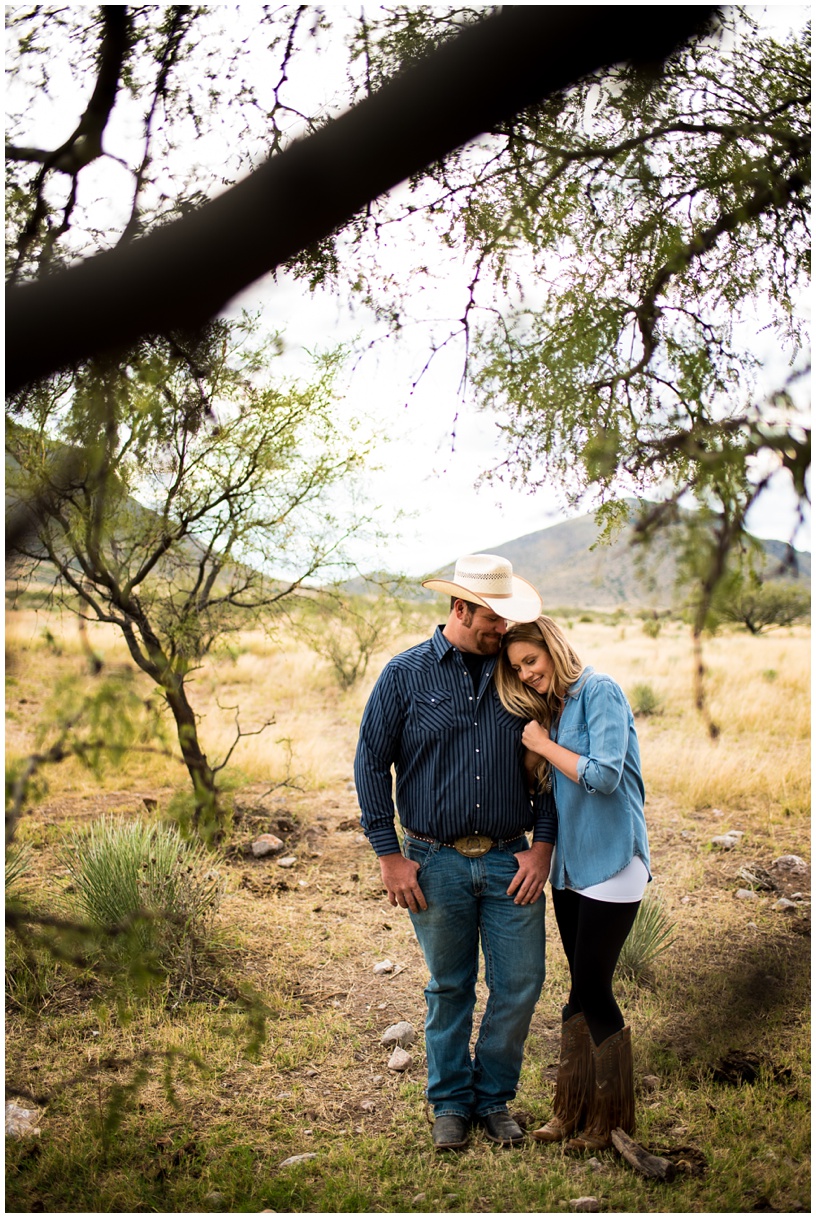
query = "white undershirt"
xmin=567 ymin=855 xmax=649 ymax=903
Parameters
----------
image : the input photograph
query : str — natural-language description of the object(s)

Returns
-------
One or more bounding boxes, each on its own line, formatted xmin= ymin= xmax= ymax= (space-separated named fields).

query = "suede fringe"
xmin=553 ymin=1012 xmax=593 ymax=1128
xmin=533 ymin=1011 xmax=592 ymax=1141
xmin=569 ymin=1025 xmax=635 ymax=1150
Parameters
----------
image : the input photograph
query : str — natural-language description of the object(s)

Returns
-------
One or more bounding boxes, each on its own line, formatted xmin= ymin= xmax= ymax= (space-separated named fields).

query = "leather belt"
xmin=404 ymin=829 xmax=525 ymax=858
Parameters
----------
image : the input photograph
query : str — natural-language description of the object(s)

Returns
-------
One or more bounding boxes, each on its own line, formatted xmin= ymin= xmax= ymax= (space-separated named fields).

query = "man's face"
xmin=459 ymin=604 xmax=508 ymax=654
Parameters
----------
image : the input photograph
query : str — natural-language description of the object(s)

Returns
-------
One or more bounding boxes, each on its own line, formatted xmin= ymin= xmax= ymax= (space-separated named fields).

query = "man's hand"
xmin=507 ymin=841 xmax=552 ymax=905
xmin=380 ymin=852 xmax=428 ymax=912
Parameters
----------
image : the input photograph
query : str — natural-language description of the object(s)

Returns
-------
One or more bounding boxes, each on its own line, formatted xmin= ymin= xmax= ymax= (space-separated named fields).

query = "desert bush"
xmin=630 ymin=681 xmax=662 ymax=716
xmin=616 ymin=888 xmax=676 ymax=981
xmin=641 ymin=617 xmax=661 ymax=638
xmin=293 ymin=590 xmax=420 ymax=690
xmin=59 ymin=818 xmax=223 ymax=993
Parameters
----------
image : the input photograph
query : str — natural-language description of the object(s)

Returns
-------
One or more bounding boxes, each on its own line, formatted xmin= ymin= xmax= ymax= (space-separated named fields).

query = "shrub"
xmin=630 ymin=682 xmax=661 ymax=716
xmin=617 ymin=888 xmax=676 ymax=981
xmin=58 ymin=818 xmax=223 ymax=993
xmin=642 ymin=618 xmax=661 ymax=638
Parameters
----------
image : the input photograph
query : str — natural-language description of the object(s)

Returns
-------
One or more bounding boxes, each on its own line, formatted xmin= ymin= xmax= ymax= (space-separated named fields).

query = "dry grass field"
xmin=5 ymin=603 xmax=811 ymax=1214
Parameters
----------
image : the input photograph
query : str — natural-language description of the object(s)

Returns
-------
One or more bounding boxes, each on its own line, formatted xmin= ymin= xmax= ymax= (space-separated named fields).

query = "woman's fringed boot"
xmin=566 ymin=1025 xmax=635 ymax=1152
xmin=531 ymin=1011 xmax=592 ymax=1143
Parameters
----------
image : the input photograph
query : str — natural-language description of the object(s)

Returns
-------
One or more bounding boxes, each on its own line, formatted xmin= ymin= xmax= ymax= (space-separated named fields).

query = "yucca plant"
xmin=58 ymin=818 xmax=223 ymax=992
xmin=616 ymin=887 xmax=676 ymax=982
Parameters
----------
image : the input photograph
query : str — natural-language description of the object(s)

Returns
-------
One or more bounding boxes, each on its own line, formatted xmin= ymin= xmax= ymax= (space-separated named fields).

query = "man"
xmin=354 ymin=554 xmax=555 ymax=1151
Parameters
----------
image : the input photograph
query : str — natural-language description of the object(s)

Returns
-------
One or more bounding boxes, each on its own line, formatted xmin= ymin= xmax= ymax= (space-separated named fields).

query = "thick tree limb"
xmin=6 ymin=5 xmax=717 ymax=393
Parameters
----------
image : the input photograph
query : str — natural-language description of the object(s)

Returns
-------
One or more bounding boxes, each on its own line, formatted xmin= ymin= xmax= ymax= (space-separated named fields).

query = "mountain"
xmin=441 ymin=505 xmax=811 ymax=611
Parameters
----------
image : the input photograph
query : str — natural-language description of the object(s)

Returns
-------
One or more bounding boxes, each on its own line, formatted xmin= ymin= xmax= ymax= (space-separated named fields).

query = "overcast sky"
xmin=230 ymin=265 xmax=810 ymax=577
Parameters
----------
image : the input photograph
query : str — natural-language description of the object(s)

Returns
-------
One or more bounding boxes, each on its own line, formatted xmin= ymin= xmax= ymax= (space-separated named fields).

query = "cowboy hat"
xmin=422 ymin=553 xmax=542 ymax=623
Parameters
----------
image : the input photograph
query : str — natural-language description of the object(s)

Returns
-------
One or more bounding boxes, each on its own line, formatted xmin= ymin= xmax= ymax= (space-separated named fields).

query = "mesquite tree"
xmin=7 ymin=320 xmax=373 ymax=842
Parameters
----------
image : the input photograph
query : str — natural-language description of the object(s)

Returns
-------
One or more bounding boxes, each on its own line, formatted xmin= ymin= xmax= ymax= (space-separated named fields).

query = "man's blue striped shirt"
xmin=354 ymin=626 xmax=558 ymax=856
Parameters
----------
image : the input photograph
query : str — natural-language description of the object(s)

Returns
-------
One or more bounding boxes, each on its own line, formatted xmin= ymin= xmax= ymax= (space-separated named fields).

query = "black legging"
xmin=551 ymin=886 xmax=641 ymax=1047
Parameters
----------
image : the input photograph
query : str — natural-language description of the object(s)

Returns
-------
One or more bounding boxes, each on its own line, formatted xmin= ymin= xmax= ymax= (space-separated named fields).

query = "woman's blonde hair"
xmin=496 ymin=616 xmax=584 ymax=729
xmin=496 ymin=617 xmax=584 ymax=792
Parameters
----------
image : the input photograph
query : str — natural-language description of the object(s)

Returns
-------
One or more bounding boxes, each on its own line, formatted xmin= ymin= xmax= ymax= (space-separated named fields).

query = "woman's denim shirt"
xmin=549 ymin=667 xmax=650 ymax=891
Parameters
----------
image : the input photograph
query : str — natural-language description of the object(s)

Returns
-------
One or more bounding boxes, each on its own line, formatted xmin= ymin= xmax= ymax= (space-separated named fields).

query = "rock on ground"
xmin=380 ymin=1021 xmax=416 ymax=1048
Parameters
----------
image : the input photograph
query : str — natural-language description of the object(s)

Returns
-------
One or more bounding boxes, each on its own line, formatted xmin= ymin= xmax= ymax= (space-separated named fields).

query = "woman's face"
xmin=505 ymin=639 xmax=555 ymax=696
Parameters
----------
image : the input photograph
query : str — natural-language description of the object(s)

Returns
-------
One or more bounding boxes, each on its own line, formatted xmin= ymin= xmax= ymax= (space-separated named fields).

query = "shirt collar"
xmin=431 ymin=625 xmax=498 ymax=673
xmin=567 ymin=664 xmax=593 ymax=694
xmin=431 ymin=625 xmax=455 ymax=662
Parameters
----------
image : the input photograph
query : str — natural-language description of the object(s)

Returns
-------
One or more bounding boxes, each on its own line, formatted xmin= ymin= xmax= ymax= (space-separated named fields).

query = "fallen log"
xmin=610 ymin=1128 xmax=677 ymax=1181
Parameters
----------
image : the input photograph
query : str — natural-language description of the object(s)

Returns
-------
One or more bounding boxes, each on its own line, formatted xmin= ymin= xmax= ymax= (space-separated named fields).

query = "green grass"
xmin=6 ymin=1021 xmax=809 ymax=1213
xmin=5 ymin=842 xmax=33 ymax=895
xmin=6 ymin=895 xmax=811 ymax=1215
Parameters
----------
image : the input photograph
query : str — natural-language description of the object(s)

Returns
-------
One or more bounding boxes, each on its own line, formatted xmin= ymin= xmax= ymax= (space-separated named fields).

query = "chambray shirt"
xmin=549 ymin=667 xmax=650 ymax=891
xmin=355 ymin=626 xmax=558 ymax=856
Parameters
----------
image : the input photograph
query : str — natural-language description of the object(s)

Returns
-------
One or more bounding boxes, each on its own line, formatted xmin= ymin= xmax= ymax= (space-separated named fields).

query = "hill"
xmin=449 ymin=505 xmax=810 ymax=611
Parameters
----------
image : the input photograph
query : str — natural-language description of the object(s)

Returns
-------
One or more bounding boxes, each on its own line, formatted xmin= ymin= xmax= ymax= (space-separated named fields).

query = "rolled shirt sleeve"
xmin=575 ymin=677 xmax=630 ymax=795
xmin=549 ymin=666 xmax=649 ymax=892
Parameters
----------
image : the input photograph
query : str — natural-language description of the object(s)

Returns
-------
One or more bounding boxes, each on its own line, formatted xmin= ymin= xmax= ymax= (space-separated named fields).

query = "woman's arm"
xmin=521 ymin=722 xmax=581 ymax=784
xmin=523 ymin=678 xmax=631 ymax=793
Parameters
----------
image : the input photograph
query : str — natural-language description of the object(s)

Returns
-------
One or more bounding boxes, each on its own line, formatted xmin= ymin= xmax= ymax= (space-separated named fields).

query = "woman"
xmin=495 ymin=616 xmax=650 ymax=1152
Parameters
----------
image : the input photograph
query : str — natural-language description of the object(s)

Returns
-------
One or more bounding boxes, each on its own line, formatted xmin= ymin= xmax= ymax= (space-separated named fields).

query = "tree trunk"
xmin=162 ymin=677 xmax=224 ymax=847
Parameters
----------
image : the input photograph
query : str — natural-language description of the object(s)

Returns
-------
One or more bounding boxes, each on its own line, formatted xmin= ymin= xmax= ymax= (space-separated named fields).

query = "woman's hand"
xmin=522 ymin=720 xmax=550 ymax=753
xmin=523 ymin=720 xmax=582 ymax=784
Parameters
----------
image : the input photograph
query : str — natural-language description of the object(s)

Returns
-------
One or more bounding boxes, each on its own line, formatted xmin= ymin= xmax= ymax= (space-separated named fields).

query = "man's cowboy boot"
xmin=531 ymin=1011 xmax=592 ymax=1142
xmin=566 ymin=1025 xmax=635 ymax=1152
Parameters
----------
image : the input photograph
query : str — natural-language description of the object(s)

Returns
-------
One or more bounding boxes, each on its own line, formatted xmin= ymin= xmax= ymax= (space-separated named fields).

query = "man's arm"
xmin=353 ymin=668 xmax=404 ymax=856
xmin=354 ymin=667 xmax=427 ymax=911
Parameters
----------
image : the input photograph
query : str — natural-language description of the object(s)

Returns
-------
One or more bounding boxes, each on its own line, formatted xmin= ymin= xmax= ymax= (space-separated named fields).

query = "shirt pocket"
xmin=409 ymin=689 xmax=455 ymax=734
xmin=557 ymin=721 xmax=589 ymax=753
xmin=493 ymin=703 xmax=525 ymax=736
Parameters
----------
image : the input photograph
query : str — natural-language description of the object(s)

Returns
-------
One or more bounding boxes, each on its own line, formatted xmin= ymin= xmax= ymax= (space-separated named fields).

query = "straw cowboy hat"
xmin=422 ymin=553 xmax=542 ymax=624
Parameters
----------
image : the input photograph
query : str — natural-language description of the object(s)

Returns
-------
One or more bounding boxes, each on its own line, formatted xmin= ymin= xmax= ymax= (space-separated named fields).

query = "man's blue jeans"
xmin=404 ymin=834 xmax=546 ymax=1119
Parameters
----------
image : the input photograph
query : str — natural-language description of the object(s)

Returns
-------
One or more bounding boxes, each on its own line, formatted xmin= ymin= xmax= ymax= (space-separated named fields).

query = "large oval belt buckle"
xmin=454 ymin=834 xmax=493 ymax=858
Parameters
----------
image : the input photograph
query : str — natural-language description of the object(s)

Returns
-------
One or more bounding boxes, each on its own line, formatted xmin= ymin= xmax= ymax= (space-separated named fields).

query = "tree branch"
xmin=6 ymin=7 xmax=131 ymax=175
xmin=6 ymin=5 xmax=717 ymax=392
xmin=593 ymin=166 xmax=810 ymax=392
